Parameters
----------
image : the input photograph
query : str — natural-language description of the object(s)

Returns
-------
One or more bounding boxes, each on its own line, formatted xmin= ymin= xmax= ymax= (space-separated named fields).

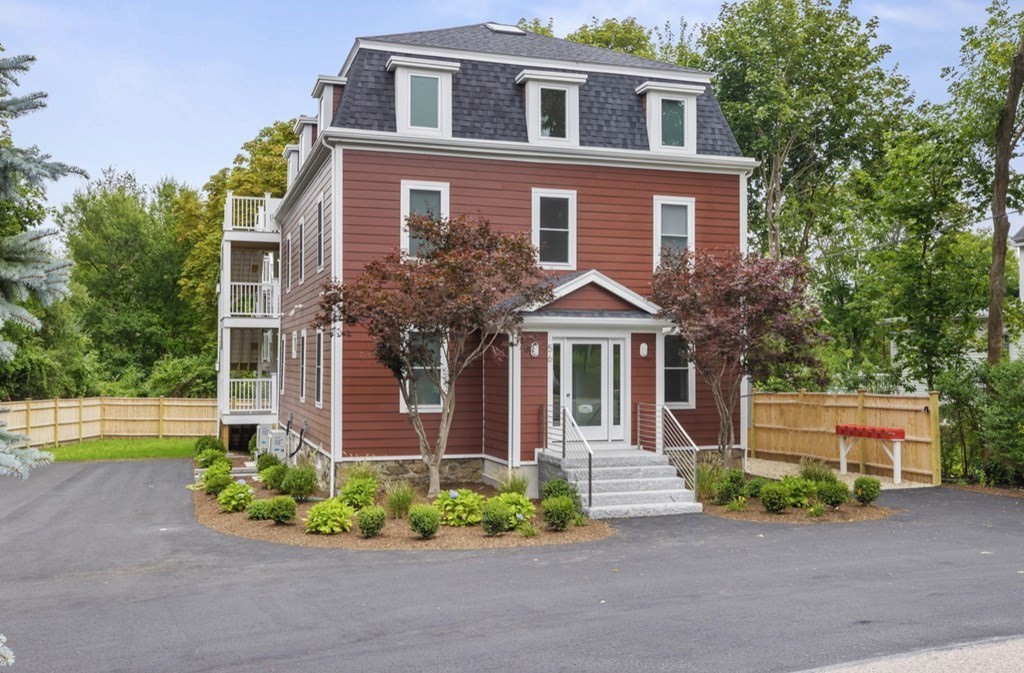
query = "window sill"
xmin=665 ymin=401 xmax=696 ymax=411
xmin=540 ymin=262 xmax=575 ymax=271
xmin=399 ymin=405 xmax=443 ymax=415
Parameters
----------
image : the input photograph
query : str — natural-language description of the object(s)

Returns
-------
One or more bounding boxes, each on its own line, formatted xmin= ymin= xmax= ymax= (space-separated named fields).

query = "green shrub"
xmin=744 ymin=477 xmax=771 ymax=499
xmin=779 ymin=476 xmax=817 ymax=508
xmin=495 ymin=492 xmax=536 ymax=530
xmin=726 ymin=495 xmax=747 ymax=512
xmin=248 ymin=433 xmax=258 ymax=457
xmin=281 ymin=465 xmax=318 ymax=501
xmin=340 ymin=460 xmax=382 ymax=483
xmin=498 ymin=469 xmax=530 ymax=495
xmin=202 ymin=459 xmax=231 ymax=481
xmin=203 ymin=473 xmax=233 ymax=496
xmin=541 ymin=478 xmax=580 ymax=512
xmin=256 ymin=453 xmax=280 ymax=472
xmin=818 ymin=481 xmax=850 ymax=508
xmin=481 ymin=498 xmax=511 ymax=536
xmin=194 ymin=435 xmax=225 ymax=456
xmin=760 ymin=483 xmax=790 ymax=513
xmin=853 ymin=476 xmax=881 ymax=505
xmin=267 ymin=496 xmax=297 ymax=524
xmin=433 ymin=488 xmax=485 ymax=527
xmin=260 ymin=464 xmax=287 ymax=491
xmin=357 ymin=505 xmax=387 ymax=538
xmin=384 ymin=481 xmax=415 ymax=519
xmin=408 ymin=504 xmax=441 ymax=539
xmin=799 ymin=457 xmax=838 ymax=484
xmin=217 ymin=482 xmax=255 ymax=512
xmin=542 ymin=495 xmax=576 ymax=531
xmin=979 ymin=359 xmax=1024 ymax=484
xmin=305 ymin=499 xmax=355 ymax=534
xmin=247 ymin=499 xmax=273 ymax=520
xmin=573 ymin=512 xmax=588 ymax=527
xmin=715 ymin=468 xmax=746 ymax=505
xmin=339 ymin=476 xmax=378 ymax=510
xmin=197 ymin=449 xmax=229 ymax=469
xmin=807 ymin=503 xmax=825 ymax=518
xmin=696 ymin=462 xmax=724 ymax=502
xmin=519 ymin=522 xmax=538 ymax=538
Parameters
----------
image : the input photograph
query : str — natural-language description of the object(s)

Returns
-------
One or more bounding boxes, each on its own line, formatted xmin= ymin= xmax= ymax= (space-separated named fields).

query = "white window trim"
xmin=398 ymin=333 xmax=448 ymax=415
xmin=284 ymin=234 xmax=292 ymax=292
xmin=653 ymin=195 xmax=696 ymax=270
xmin=517 ymin=71 xmax=586 ymax=147
xmin=314 ymin=328 xmax=324 ymax=409
xmin=297 ymin=217 xmax=305 ymax=284
xmin=400 ymin=179 xmax=450 ymax=256
xmin=531 ymin=188 xmax=577 ymax=271
xmin=661 ymin=331 xmax=696 ymax=410
xmin=299 ymin=329 xmax=307 ymax=404
xmin=316 ymin=193 xmax=325 ymax=272
xmin=388 ymin=56 xmax=458 ymax=139
xmin=279 ymin=334 xmax=286 ymax=396
xmin=637 ymin=81 xmax=702 ymax=155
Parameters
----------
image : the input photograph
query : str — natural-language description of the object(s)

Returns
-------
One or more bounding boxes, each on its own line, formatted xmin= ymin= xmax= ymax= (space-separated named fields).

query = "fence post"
xmin=158 ymin=397 xmax=165 ymax=439
xmin=100 ymin=397 xmax=106 ymax=439
xmin=857 ymin=390 xmax=867 ymax=474
xmin=929 ymin=391 xmax=941 ymax=486
xmin=52 ymin=398 xmax=60 ymax=447
xmin=25 ymin=399 xmax=32 ymax=448
xmin=78 ymin=397 xmax=84 ymax=442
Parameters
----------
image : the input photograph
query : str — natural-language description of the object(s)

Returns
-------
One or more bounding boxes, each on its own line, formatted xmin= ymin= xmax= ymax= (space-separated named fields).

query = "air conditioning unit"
xmin=268 ymin=429 xmax=287 ymax=461
xmin=256 ymin=425 xmax=272 ymax=455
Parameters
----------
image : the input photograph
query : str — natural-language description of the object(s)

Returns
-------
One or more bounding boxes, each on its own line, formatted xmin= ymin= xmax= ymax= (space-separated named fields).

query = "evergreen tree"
xmin=0 ymin=45 xmax=84 ymax=478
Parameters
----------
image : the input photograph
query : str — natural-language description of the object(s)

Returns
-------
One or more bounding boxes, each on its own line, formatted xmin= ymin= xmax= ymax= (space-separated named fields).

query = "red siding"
xmin=631 ymin=334 xmax=657 ymax=443
xmin=482 ymin=336 xmax=509 ymax=460
xmin=519 ymin=332 xmax=548 ymax=463
xmin=546 ymin=285 xmax=638 ymax=312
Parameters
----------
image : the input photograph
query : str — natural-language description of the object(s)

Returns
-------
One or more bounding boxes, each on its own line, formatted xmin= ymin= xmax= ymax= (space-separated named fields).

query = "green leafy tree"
xmin=566 ymin=17 xmax=656 ymax=58
xmin=0 ymin=45 xmax=84 ymax=478
xmin=516 ymin=18 xmax=553 ymax=37
xmin=943 ymin=0 xmax=1024 ymax=364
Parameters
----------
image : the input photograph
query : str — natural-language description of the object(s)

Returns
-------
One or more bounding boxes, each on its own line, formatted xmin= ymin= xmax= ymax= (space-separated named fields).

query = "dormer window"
xmin=387 ymin=55 xmax=460 ymax=138
xmin=516 ymin=70 xmax=587 ymax=146
xmin=636 ymin=81 xmax=704 ymax=154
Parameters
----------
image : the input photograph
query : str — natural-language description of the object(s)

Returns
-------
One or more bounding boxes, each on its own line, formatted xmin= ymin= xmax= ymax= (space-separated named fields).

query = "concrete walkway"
xmin=804 ymin=636 xmax=1024 ymax=673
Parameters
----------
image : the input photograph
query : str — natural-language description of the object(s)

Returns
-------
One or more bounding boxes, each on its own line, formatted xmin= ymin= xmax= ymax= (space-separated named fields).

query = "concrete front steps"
xmin=560 ymin=450 xmax=702 ymax=519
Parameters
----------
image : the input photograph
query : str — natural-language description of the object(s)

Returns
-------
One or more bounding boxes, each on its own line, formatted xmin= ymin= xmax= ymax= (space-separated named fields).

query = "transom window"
xmin=653 ymin=195 xmax=696 ymax=269
xmin=540 ymin=87 xmax=567 ymax=139
xmin=400 ymin=180 xmax=449 ymax=258
xmin=664 ymin=334 xmax=693 ymax=406
xmin=661 ymin=99 xmax=686 ymax=147
xmin=532 ymin=188 xmax=576 ymax=269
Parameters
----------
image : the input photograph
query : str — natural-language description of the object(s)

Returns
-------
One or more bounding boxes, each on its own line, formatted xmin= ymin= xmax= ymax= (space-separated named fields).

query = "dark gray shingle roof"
xmin=334 ymin=49 xmax=742 ymax=156
xmin=1013 ymin=224 xmax=1024 ymax=245
xmin=363 ymin=23 xmax=706 ymax=75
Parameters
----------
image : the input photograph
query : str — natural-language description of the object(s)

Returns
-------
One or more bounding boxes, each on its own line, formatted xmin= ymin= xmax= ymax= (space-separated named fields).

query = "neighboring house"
xmin=216 ymin=22 xmax=756 ymax=516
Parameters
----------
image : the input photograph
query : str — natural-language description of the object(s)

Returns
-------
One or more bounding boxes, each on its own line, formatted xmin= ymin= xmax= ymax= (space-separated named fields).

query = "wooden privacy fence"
xmin=750 ymin=391 xmax=940 ymax=485
xmin=0 ymin=397 xmax=217 ymax=448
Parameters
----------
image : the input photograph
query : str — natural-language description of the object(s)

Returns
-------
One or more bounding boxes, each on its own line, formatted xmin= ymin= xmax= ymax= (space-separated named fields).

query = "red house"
xmin=216 ymin=22 xmax=756 ymax=517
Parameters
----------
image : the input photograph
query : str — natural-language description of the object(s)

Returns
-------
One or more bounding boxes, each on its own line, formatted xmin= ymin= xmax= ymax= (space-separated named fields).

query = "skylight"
xmin=485 ymin=22 xmax=526 ymax=35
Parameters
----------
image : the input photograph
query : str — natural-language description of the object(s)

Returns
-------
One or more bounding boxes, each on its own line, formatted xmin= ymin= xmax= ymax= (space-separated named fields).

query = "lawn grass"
xmin=52 ymin=438 xmax=195 ymax=462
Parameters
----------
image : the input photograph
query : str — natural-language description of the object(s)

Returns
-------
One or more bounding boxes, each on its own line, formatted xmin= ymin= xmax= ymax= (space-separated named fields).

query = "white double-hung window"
xmin=653 ymin=195 xmax=695 ymax=269
xmin=516 ymin=70 xmax=587 ymax=146
xmin=399 ymin=332 xmax=445 ymax=413
xmin=663 ymin=334 xmax=695 ymax=408
xmin=400 ymin=180 xmax=449 ymax=258
xmin=532 ymin=188 xmax=576 ymax=270
xmin=636 ymin=81 xmax=703 ymax=154
xmin=387 ymin=55 xmax=459 ymax=138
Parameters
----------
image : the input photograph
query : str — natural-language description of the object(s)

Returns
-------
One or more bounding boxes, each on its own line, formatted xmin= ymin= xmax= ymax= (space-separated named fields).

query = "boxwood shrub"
xmin=260 ymin=464 xmax=287 ymax=491
xmin=760 ymin=483 xmax=790 ymax=513
xmin=356 ymin=505 xmax=387 ymax=538
xmin=267 ymin=496 xmax=297 ymax=524
xmin=818 ymin=481 xmax=850 ymax=508
xmin=743 ymin=476 xmax=771 ymax=499
xmin=408 ymin=504 xmax=441 ymax=539
xmin=715 ymin=468 xmax=746 ymax=505
xmin=203 ymin=473 xmax=233 ymax=496
xmin=541 ymin=478 xmax=581 ymax=512
xmin=481 ymin=498 xmax=511 ymax=537
xmin=197 ymin=449 xmax=229 ymax=469
xmin=256 ymin=453 xmax=280 ymax=473
xmin=194 ymin=435 xmax=225 ymax=456
xmin=281 ymin=465 xmax=318 ymax=501
xmin=247 ymin=499 xmax=273 ymax=520
xmin=542 ymin=495 xmax=576 ymax=531
xmin=853 ymin=476 xmax=882 ymax=505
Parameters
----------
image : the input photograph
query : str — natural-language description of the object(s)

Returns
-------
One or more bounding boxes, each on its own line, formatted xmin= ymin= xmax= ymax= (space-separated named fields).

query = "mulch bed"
xmin=192 ymin=479 xmax=615 ymax=551
xmin=702 ymin=501 xmax=897 ymax=525
xmin=946 ymin=483 xmax=1024 ymax=500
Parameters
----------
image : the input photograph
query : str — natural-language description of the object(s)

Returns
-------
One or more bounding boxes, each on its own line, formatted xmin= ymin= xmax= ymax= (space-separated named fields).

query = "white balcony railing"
xmin=228 ymin=281 xmax=280 ymax=317
xmin=228 ymin=376 xmax=278 ymax=414
xmin=224 ymin=191 xmax=280 ymax=232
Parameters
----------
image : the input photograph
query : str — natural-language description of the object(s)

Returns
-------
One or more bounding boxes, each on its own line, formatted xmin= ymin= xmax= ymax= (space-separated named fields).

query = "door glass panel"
xmin=612 ymin=343 xmax=621 ymax=426
xmin=572 ymin=343 xmax=602 ymax=427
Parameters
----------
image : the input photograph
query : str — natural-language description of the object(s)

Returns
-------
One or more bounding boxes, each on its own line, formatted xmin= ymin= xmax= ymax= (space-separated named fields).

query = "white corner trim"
xmin=515 ymin=69 xmax=588 ymax=85
xmin=330 ymin=147 xmax=344 ymax=471
xmin=386 ymin=54 xmax=461 ymax=73
xmin=510 ymin=341 xmax=522 ymax=467
xmin=635 ymin=81 xmax=705 ymax=96
xmin=653 ymin=195 xmax=696 ymax=271
xmin=531 ymin=187 xmax=576 ymax=270
xmin=739 ymin=172 xmax=748 ymax=254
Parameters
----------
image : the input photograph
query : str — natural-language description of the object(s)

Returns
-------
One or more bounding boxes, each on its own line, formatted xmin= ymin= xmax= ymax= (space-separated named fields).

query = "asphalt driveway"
xmin=1 ymin=461 xmax=1022 ymax=673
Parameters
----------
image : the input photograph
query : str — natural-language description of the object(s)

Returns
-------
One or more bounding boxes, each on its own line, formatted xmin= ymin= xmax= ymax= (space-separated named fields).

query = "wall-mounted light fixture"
xmin=529 ymin=342 xmax=540 ymax=358
xmin=639 ymin=343 xmax=649 ymax=358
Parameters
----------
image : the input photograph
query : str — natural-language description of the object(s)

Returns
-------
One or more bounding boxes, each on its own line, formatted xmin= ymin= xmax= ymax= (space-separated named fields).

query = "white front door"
xmin=555 ymin=338 xmax=625 ymax=442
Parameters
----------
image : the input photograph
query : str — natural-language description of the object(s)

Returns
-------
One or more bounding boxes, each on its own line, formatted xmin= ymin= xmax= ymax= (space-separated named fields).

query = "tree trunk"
xmin=427 ymin=458 xmax=441 ymax=498
xmin=986 ymin=34 xmax=1024 ymax=365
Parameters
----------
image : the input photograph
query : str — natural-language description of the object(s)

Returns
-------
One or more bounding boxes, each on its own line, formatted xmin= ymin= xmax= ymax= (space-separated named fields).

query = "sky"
xmin=0 ymin=0 xmax=1000 ymax=215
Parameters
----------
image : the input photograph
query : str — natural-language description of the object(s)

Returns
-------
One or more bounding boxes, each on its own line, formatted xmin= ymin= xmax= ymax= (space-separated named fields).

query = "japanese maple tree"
xmin=651 ymin=249 xmax=824 ymax=465
xmin=317 ymin=214 xmax=553 ymax=496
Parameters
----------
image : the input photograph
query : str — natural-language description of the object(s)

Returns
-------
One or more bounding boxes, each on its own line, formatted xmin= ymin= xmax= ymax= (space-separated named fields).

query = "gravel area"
xmin=745 ymin=457 xmax=933 ymax=490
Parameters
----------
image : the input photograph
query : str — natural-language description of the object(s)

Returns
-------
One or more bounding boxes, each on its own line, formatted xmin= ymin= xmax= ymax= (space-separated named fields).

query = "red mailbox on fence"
xmin=835 ymin=424 xmax=905 ymax=484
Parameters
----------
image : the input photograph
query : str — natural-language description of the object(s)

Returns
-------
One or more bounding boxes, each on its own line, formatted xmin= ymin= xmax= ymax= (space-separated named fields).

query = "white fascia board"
xmin=635 ymin=81 xmax=705 ymax=96
xmin=320 ymin=127 xmax=759 ymax=175
xmin=521 ymin=315 xmax=672 ymax=330
xmin=515 ymin=69 xmax=588 ymax=85
xmin=312 ymin=75 xmax=347 ymax=98
xmin=386 ymin=55 xmax=461 ymax=73
xmin=522 ymin=269 xmax=661 ymax=314
xmin=282 ymin=143 xmax=300 ymax=158
xmin=276 ymin=139 xmax=331 ymax=221
xmin=348 ymin=39 xmax=714 ymax=84
xmin=292 ymin=115 xmax=318 ymax=135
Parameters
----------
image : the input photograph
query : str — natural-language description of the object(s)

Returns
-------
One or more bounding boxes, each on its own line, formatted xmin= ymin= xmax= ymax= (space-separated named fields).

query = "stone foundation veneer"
xmin=335 ymin=457 xmax=483 ymax=486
